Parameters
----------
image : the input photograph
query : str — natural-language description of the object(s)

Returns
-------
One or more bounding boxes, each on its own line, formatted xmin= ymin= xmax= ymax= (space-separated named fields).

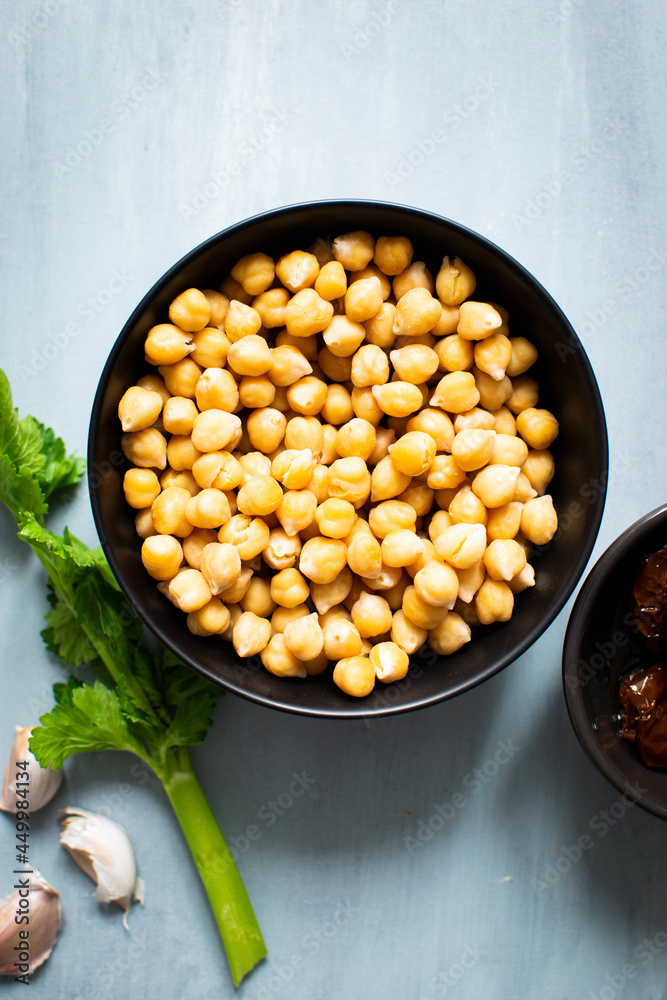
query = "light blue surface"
xmin=2 ymin=1 xmax=667 ymax=997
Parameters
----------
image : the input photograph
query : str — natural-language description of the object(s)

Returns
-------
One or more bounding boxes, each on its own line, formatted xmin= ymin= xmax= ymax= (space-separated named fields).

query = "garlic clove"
xmin=59 ymin=807 xmax=144 ymax=929
xmin=0 ymin=726 xmax=63 ymax=814
xmin=0 ymin=870 xmax=62 ymax=976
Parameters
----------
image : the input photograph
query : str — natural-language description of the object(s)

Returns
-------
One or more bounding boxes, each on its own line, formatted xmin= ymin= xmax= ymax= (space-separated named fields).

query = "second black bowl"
xmin=89 ymin=199 xmax=608 ymax=718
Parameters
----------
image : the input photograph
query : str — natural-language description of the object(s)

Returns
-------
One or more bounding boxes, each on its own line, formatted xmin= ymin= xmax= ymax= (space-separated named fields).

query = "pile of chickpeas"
xmin=118 ymin=230 xmax=559 ymax=698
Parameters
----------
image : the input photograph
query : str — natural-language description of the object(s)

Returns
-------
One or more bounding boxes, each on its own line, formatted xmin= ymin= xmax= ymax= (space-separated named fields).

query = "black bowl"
xmin=563 ymin=503 xmax=667 ymax=820
xmin=89 ymin=199 xmax=608 ymax=718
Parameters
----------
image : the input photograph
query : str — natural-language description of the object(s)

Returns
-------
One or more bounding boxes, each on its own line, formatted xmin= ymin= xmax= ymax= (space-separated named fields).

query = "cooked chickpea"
xmin=145 ymin=324 xmax=194 ymax=366
xmin=515 ymin=408 xmax=559 ymax=449
xmin=190 ymin=327 xmax=231 ymax=369
xmin=276 ymin=489 xmax=317 ymax=536
xmin=448 ymin=483 xmax=487 ymax=525
xmin=457 ymin=301 xmax=503 ymax=341
xmin=389 ymin=344 xmax=439 ymax=385
xmin=240 ymin=577 xmax=276 ymax=619
xmin=187 ymin=597 xmax=231 ymax=637
xmin=350 ymin=386 xmax=384 ymax=426
xmin=262 ymin=528 xmax=302 ymax=571
xmin=299 ymin=536 xmax=348 ymax=585
xmin=285 ymin=416 xmax=324 ymax=457
xmin=428 ymin=509 xmax=454 ymax=541
xmin=227 ymin=335 xmax=273 ymax=377
xmin=370 ymin=455 xmax=411 ymax=503
xmin=261 ymin=633 xmax=307 ymax=678
xmin=221 ymin=275 xmax=252 ymax=305
xmin=435 ymin=256 xmax=476 ymax=305
xmin=169 ymin=288 xmax=211 ymax=332
xmin=388 ymin=431 xmax=436 ymax=478
xmin=429 ymin=613 xmax=471 ymax=655
xmin=284 ymin=288 xmax=334 ymax=338
xmin=391 ymin=608 xmax=427 ymax=654
xmin=192 ymin=452 xmax=243 ymax=491
xmin=218 ymin=513 xmax=270 ymax=560
xmin=123 ymin=468 xmax=161 ymax=509
xmin=195 ymin=367 xmax=239 ymax=412
xmin=435 ymin=334 xmax=474 ymax=373
xmin=322 ymin=315 xmax=366 ymax=357
xmin=217 ymin=566 xmax=252 ymax=604
xmin=191 ymin=410 xmax=241 ymax=453
xmin=374 ymin=236 xmax=413 ymax=275
xmin=507 ymin=376 xmax=540 ymax=415
xmin=474 ymin=333 xmax=512 ymax=381
xmin=268 ymin=566 xmax=310 ymax=609
xmin=475 ymin=577 xmax=514 ymax=624
xmin=311 ymin=566 xmax=354 ymax=615
xmin=141 ymin=534 xmax=183 ymax=581
xmin=402 ymin=585 xmax=448 ymax=630
xmin=236 ymin=475 xmax=283 ymax=516
xmin=451 ymin=429 xmax=495 ymax=472
xmin=271 ymin=605 xmax=310 ymax=634
xmin=118 ymin=386 xmax=163 ymax=433
xmin=486 ymin=501 xmax=522 ymax=541
xmin=283 ymin=612 xmax=324 ymax=661
xmin=231 ymin=253 xmax=275 ymax=296
xmin=430 ymin=371 xmax=480 ymax=413
xmin=483 ymin=538 xmax=527 ymax=582
xmin=122 ymin=427 xmax=167 ymax=470
xmin=335 ymin=418 xmax=376 ymax=462
xmin=315 ymin=498 xmax=356 ymax=539
xmin=238 ymin=375 xmax=275 ymax=409
xmin=351 ymin=591 xmax=392 ymax=638
xmin=473 ymin=368 xmax=512 ymax=411
xmin=246 ymin=407 xmax=286 ymax=452
xmin=286 ymin=376 xmax=328 ymax=416
xmin=393 ymin=261 xmax=434 ymax=301
xmin=321 ymin=384 xmax=354 ymax=427
xmin=522 ymin=449 xmax=555 ymax=495
xmin=184 ymin=488 xmax=231 ymax=529
xmin=393 ymin=287 xmax=442 ymax=337
xmin=520 ymin=495 xmax=558 ymax=545
xmin=199 ymin=541 xmax=241 ymax=595
xmin=168 ymin=568 xmax=212 ymax=612
xmin=381 ymin=529 xmax=424 ymax=568
xmin=471 ymin=464 xmax=521 ymax=508
xmin=432 ymin=304 xmax=460 ymax=337
xmin=434 ymin=522 xmax=487 ymax=569
xmin=233 ymin=611 xmax=272 ymax=657
xmin=364 ymin=302 xmax=397 ymax=348
xmin=350 ymin=344 xmax=389 ymax=388
xmin=225 ymin=300 xmax=262 ymax=342
xmin=314 ymin=260 xmax=347 ymax=300
xmin=455 ymin=560 xmax=485 ymax=603
xmin=344 ymin=277 xmax=383 ymax=324
xmin=506 ymin=336 xmax=538 ymax=377
xmin=406 ymin=409 xmax=454 ymax=453
xmin=413 ymin=559 xmax=459 ymax=608
xmin=369 ymin=641 xmax=409 ymax=683
xmin=426 ymin=455 xmax=466 ymax=491
xmin=333 ymin=231 xmax=375 ymax=271
xmin=346 ymin=530 xmax=383 ymax=580
xmin=271 ymin=449 xmax=316 ymax=490
xmin=514 ymin=471 xmax=538 ymax=503
xmin=490 ymin=433 xmax=528 ymax=467
xmin=371 ymin=382 xmax=423 ymax=418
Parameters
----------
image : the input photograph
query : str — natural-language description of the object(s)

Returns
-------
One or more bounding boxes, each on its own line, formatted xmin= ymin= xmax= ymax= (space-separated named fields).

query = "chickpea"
xmin=374 ymin=236 xmax=413 ymax=275
xmin=218 ymin=513 xmax=270 ymax=560
xmin=429 ymin=613 xmax=471 ymax=655
xmin=270 ymin=567 xmax=311 ymax=609
xmin=323 ymin=315 xmax=367 ymax=357
xmin=451 ymin=428 xmax=495 ymax=472
xmin=271 ymin=605 xmax=310 ymax=634
xmin=455 ymin=560 xmax=485 ymax=603
xmin=370 ymin=641 xmax=409 ymax=683
xmin=285 ymin=416 xmax=324 ymax=457
xmin=192 ymin=452 xmax=243 ymax=491
xmin=406 ymin=408 xmax=454 ymax=452
xmin=141 ymin=534 xmax=183 ymax=581
xmin=453 ymin=408 xmax=495 ymax=434
xmin=393 ymin=287 xmax=442 ymax=337
xmin=185 ymin=488 xmax=231 ymax=529
xmin=221 ymin=275 xmax=253 ymax=305
xmin=327 ymin=456 xmax=371 ymax=506
xmin=434 ymin=522 xmax=487 ymax=569
xmin=448 ymin=483 xmax=487 ymax=525
xmin=492 ymin=405 xmax=517 ymax=436
xmin=391 ymin=608 xmax=427 ymax=654
xmin=321 ymin=384 xmax=354 ymax=426
xmin=474 ymin=333 xmax=512 ymax=380
xmin=350 ymin=344 xmax=390 ymax=388
xmin=145 ymin=324 xmax=194 ymax=366
xmin=246 ymin=407 xmax=286 ymax=453
xmin=520 ymin=495 xmax=558 ymax=545
xmin=392 ymin=261 xmax=434 ymax=301
xmin=432 ymin=304 xmax=461 ymax=337
xmin=311 ymin=566 xmax=354 ymax=615
xmin=319 ymin=345 xmax=353 ymax=381
xmin=413 ymin=559 xmax=459 ymax=608
xmin=299 ymin=536 xmax=348 ymax=585
xmin=490 ymin=433 xmax=528 ymax=467
xmin=272 ymin=449 xmax=316 ymax=490
xmin=509 ymin=563 xmax=536 ymax=594
xmin=200 ymin=541 xmax=242 ymax=595
xmin=123 ymin=468 xmax=161 ymax=509
xmin=275 ymin=489 xmax=318 ymax=536
xmin=262 ymin=528 xmax=302 ymax=571
xmin=435 ymin=334 xmax=474 ymax=373
xmin=381 ymin=529 xmax=424 ymax=568
xmin=315 ymin=498 xmax=356 ymax=539
xmin=333 ymin=230 xmax=375 ymax=271
xmin=370 ymin=455 xmax=411 ymax=503
xmin=471 ymin=464 xmax=521 ymax=508
xmin=196 ymin=367 xmax=239 ymax=412
xmin=284 ymin=288 xmax=334 ymax=337
xmin=283 ymin=613 xmax=325 ymax=661
xmin=475 ymin=577 xmax=514 ymax=625
xmin=430 ymin=371 xmax=480 ymax=413
xmin=240 ymin=577 xmax=277 ymax=619
xmin=522 ymin=449 xmax=555 ymax=495
xmin=187 ymin=597 xmax=231 ymax=637
xmin=364 ymin=302 xmax=397 ymax=348
xmin=261 ymin=633 xmax=307 ymax=678
xmin=252 ymin=287 xmax=291 ymax=329
xmin=457 ymin=301 xmax=503 ymax=341
xmin=135 ymin=507 xmax=158 ymax=539
xmin=345 ymin=277 xmax=384 ymax=323
xmin=435 ymin=256 xmax=476 ymax=305
xmin=351 ymin=386 xmax=384 ymax=426
xmin=169 ymin=288 xmax=211 ymax=332
xmin=514 ymin=471 xmax=538 ymax=503
xmin=473 ymin=368 xmax=512 ymax=411
xmin=507 ymin=376 xmax=540 ymax=415
xmin=122 ymin=427 xmax=167 ymax=470
xmin=372 ymin=382 xmax=423 ymax=418
xmin=347 ymin=530 xmax=383 ymax=579
xmin=507 ymin=337 xmax=538 ymax=377
xmin=402 ymin=585 xmax=449 ymax=630
xmin=118 ymin=386 xmax=163 ymax=433
xmin=269 ymin=344 xmax=313 ymax=387
xmin=515 ymin=408 xmax=559 ymax=449
xmin=351 ymin=591 xmax=392 ymax=638
xmin=315 ymin=260 xmax=347 ymax=300
xmin=335 ymin=418 xmax=376 ymax=463
xmin=225 ymin=300 xmax=262 ymax=342
xmin=217 ymin=566 xmax=253 ymax=604
xmin=233 ymin=611 xmax=272 ymax=657
xmin=486 ymin=501 xmax=522 ymax=541
xmin=190 ymin=327 xmax=231 ymax=369
xmin=426 ymin=455 xmax=466 ymax=491
xmin=388 ymin=431 xmax=436 ymax=478
xmin=231 ymin=253 xmax=275 ymax=296
xmin=191 ymin=410 xmax=242 ymax=453
xmin=389 ymin=344 xmax=439 ymax=384
xmin=227 ymin=335 xmax=273 ymax=377
xmin=182 ymin=527 xmax=218 ymax=569
xmin=483 ymin=538 xmax=527 ymax=582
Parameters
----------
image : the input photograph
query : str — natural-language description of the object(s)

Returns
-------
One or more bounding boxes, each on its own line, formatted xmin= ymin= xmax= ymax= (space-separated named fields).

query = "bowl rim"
xmin=89 ymin=197 xmax=609 ymax=718
xmin=562 ymin=502 xmax=667 ymax=821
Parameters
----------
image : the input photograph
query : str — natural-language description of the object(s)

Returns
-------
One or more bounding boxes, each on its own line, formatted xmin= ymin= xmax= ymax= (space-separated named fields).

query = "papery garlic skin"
xmin=0 ymin=726 xmax=63 ymax=814
xmin=0 ymin=870 xmax=62 ymax=976
xmin=59 ymin=807 xmax=144 ymax=929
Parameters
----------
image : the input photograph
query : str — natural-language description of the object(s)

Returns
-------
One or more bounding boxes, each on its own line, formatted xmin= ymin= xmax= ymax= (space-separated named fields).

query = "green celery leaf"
xmin=28 ymin=419 xmax=86 ymax=499
xmin=29 ymin=680 xmax=148 ymax=769
xmin=160 ymin=654 xmax=221 ymax=748
xmin=41 ymin=583 xmax=97 ymax=666
xmin=53 ymin=676 xmax=84 ymax=706
xmin=0 ymin=453 xmax=48 ymax=520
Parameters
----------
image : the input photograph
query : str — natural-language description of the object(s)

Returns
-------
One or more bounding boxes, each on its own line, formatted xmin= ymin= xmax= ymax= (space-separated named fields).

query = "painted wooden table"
xmin=2 ymin=2 xmax=667 ymax=997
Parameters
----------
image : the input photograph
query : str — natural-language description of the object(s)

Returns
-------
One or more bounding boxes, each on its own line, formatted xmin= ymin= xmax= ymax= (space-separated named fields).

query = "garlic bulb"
xmin=59 ymin=807 xmax=145 ymax=929
xmin=0 ymin=726 xmax=62 ymax=814
xmin=0 ymin=871 xmax=61 ymax=977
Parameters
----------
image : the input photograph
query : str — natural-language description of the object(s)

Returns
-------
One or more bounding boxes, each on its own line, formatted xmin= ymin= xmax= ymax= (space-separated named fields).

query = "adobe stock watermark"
xmin=546 ymin=0 xmax=585 ymax=25
xmin=16 ymin=268 xmax=132 ymax=382
xmin=9 ymin=0 xmax=71 ymax=48
xmin=52 ymin=67 xmax=165 ymax=178
xmin=179 ymin=108 xmax=299 ymax=221
xmin=339 ymin=0 xmax=403 ymax=59
xmin=251 ymin=899 xmax=359 ymax=1000
xmin=384 ymin=75 xmax=499 ymax=189
xmin=531 ymin=781 xmax=647 ymax=894
xmin=512 ymin=118 xmax=623 ymax=231
xmin=587 ymin=922 xmax=667 ymax=1000
xmin=223 ymin=771 xmax=317 ymax=863
xmin=418 ymin=944 xmax=482 ymax=998
xmin=404 ymin=739 xmax=521 ymax=855
xmin=555 ymin=247 xmax=667 ymax=361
